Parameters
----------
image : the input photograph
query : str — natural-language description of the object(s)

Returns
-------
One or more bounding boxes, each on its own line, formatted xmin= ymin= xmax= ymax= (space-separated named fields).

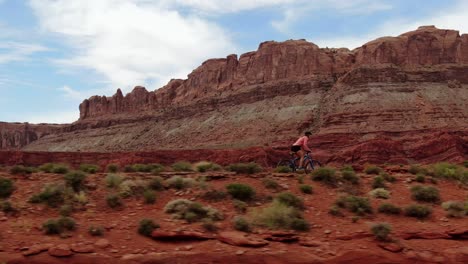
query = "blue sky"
xmin=0 ymin=0 xmax=467 ymax=124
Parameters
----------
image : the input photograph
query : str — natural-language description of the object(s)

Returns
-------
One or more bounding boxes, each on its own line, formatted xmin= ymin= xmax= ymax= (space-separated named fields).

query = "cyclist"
xmin=291 ymin=131 xmax=312 ymax=170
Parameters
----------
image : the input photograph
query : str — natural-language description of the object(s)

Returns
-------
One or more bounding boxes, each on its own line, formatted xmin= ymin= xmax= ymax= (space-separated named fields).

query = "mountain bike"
xmin=276 ymin=151 xmax=322 ymax=174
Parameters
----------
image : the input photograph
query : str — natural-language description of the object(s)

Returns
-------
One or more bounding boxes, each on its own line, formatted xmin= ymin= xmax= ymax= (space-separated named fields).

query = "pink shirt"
xmin=293 ymin=136 xmax=312 ymax=152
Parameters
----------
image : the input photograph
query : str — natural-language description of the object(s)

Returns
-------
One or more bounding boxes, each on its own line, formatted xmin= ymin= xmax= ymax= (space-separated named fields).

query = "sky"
xmin=0 ymin=0 xmax=467 ymax=124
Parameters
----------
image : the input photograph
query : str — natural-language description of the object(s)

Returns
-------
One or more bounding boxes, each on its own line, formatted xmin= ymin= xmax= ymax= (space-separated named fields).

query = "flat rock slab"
xmin=218 ymin=231 xmax=269 ymax=248
xmin=378 ymin=242 xmax=404 ymax=253
xmin=22 ymin=243 xmax=53 ymax=256
xmin=401 ymin=231 xmax=451 ymax=240
xmin=71 ymin=243 xmax=95 ymax=253
xmin=263 ymin=232 xmax=299 ymax=242
xmin=151 ymin=230 xmax=215 ymax=241
xmin=48 ymin=244 xmax=73 ymax=257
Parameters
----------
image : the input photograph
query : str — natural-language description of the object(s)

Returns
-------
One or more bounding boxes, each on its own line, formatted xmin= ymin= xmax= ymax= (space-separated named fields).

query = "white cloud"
xmin=0 ymin=42 xmax=48 ymax=64
xmin=167 ymin=0 xmax=300 ymax=13
xmin=311 ymin=0 xmax=468 ymax=49
xmin=29 ymin=0 xmax=236 ymax=93
xmin=58 ymin=85 xmax=82 ymax=100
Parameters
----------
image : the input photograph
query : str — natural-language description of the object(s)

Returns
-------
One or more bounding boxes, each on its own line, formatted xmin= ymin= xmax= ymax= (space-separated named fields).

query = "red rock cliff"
xmin=0 ymin=122 xmax=62 ymax=150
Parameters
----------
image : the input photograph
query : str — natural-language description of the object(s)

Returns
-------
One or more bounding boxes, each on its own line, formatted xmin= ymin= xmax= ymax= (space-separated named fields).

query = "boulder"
xmin=217 ymin=231 xmax=269 ymax=247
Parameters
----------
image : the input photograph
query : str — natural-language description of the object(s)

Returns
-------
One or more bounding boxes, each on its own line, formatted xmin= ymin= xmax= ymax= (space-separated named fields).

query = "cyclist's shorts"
xmin=291 ymin=145 xmax=301 ymax=152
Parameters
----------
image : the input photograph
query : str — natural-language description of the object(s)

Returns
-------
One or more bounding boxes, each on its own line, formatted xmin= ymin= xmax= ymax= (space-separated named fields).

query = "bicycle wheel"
xmin=276 ymin=159 xmax=295 ymax=172
xmin=312 ymin=159 xmax=322 ymax=168
xmin=304 ymin=160 xmax=314 ymax=174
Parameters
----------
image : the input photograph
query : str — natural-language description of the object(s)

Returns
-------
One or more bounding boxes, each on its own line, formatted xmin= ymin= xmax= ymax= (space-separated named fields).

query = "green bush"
xmin=42 ymin=219 xmax=62 ymax=234
xmin=143 ymin=189 xmax=156 ymax=204
xmin=51 ymin=164 xmax=69 ymax=174
xmin=233 ymin=199 xmax=248 ymax=213
xmin=226 ymin=183 xmax=255 ymax=201
xmin=79 ymin=164 xmax=100 ymax=174
xmin=194 ymin=161 xmax=222 ymax=172
xmin=262 ymin=178 xmax=280 ymax=190
xmin=125 ymin=163 xmax=163 ymax=173
xmin=275 ymin=166 xmax=292 ymax=173
xmin=88 ymin=225 xmax=105 ymax=236
xmin=10 ymin=165 xmax=35 ymax=175
xmin=463 ymin=160 xmax=468 ymax=168
xmin=329 ymin=205 xmax=344 ymax=216
xmin=410 ymin=185 xmax=440 ymax=203
xmin=0 ymin=177 xmax=14 ymax=198
xmin=57 ymin=216 xmax=76 ymax=230
xmin=64 ymin=171 xmax=87 ymax=192
xmin=171 ymin=161 xmax=193 ymax=172
xmin=0 ymin=201 xmax=15 ymax=214
xmin=342 ymin=170 xmax=360 ymax=185
xmin=336 ymin=195 xmax=373 ymax=215
xmin=274 ymin=192 xmax=304 ymax=210
xmin=409 ymin=165 xmax=427 ymax=175
xmin=415 ymin=173 xmax=426 ymax=183
xmin=378 ymin=203 xmax=401 ymax=215
xmin=138 ymin=219 xmax=160 ymax=237
xmin=369 ymin=188 xmax=390 ymax=199
xmin=39 ymin=163 xmax=55 ymax=173
xmin=201 ymin=219 xmax=218 ymax=232
xmin=106 ymin=194 xmax=123 ymax=209
xmin=311 ymin=167 xmax=338 ymax=187
xmin=432 ymin=163 xmax=463 ymax=179
xmin=59 ymin=204 xmax=73 ymax=217
xmin=105 ymin=174 xmax=124 ymax=188
xmin=372 ymin=176 xmax=386 ymax=189
xmin=166 ymin=176 xmax=195 ymax=190
xmin=381 ymin=172 xmax=396 ymax=183
xmin=124 ymin=165 xmax=135 ymax=172
xmin=233 ymin=216 xmax=251 ymax=232
xmin=404 ymin=204 xmax=432 ymax=219
xmin=164 ymin=199 xmax=223 ymax=222
xmin=106 ymin=164 xmax=119 ymax=173
xmin=119 ymin=179 xmax=148 ymax=198
xmin=150 ymin=164 xmax=165 ymax=174
xmin=365 ymin=165 xmax=382 ymax=175
xmin=299 ymin=184 xmax=313 ymax=194
xmin=253 ymin=201 xmax=309 ymax=231
xmin=148 ymin=176 xmax=165 ymax=191
xmin=201 ymin=189 xmax=227 ymax=202
xmin=29 ymin=184 xmax=65 ymax=208
xmin=371 ymin=223 xmax=392 ymax=241
xmin=227 ymin=163 xmax=262 ymax=174
xmin=442 ymin=201 xmax=466 ymax=218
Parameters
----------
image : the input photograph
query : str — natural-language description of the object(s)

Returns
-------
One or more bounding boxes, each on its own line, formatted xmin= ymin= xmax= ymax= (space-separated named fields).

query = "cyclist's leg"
xmin=297 ymin=150 xmax=305 ymax=168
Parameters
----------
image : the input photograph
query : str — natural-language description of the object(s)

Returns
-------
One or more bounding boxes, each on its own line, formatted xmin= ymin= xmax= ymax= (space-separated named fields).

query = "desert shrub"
xmin=464 ymin=160 xmax=468 ymax=168
xmin=39 ymin=163 xmax=55 ymax=173
xmin=233 ymin=199 xmax=248 ymax=213
xmin=143 ymin=189 xmax=156 ymax=204
xmin=164 ymin=199 xmax=223 ymax=222
xmin=233 ymin=216 xmax=251 ymax=232
xmin=0 ymin=177 xmax=14 ymax=198
xmin=432 ymin=163 xmax=463 ymax=179
xmin=297 ymin=175 xmax=305 ymax=184
xmin=371 ymin=223 xmax=392 ymax=241
xmin=64 ymin=171 xmax=87 ymax=192
xmin=378 ymin=203 xmax=401 ymax=215
xmin=74 ymin=191 xmax=88 ymax=205
xmin=57 ymin=216 xmax=76 ymax=230
xmin=369 ymin=188 xmax=390 ymax=199
xmin=124 ymin=165 xmax=135 ymax=172
xmin=166 ymin=176 xmax=196 ymax=190
xmin=404 ymin=204 xmax=432 ymax=219
xmin=226 ymin=163 xmax=262 ymax=174
xmin=415 ymin=173 xmax=426 ymax=183
xmin=274 ymin=192 xmax=304 ymax=210
xmin=42 ymin=219 xmax=62 ymax=234
xmin=299 ymin=184 xmax=313 ymax=194
xmin=79 ymin=164 xmax=100 ymax=174
xmin=201 ymin=219 xmax=218 ymax=232
xmin=275 ymin=166 xmax=292 ymax=173
xmin=329 ymin=205 xmax=344 ymax=216
xmin=133 ymin=164 xmax=153 ymax=173
xmin=409 ymin=165 xmax=427 ymax=175
xmin=352 ymin=216 xmax=360 ymax=223
xmin=442 ymin=201 xmax=466 ymax=218
xmin=105 ymin=174 xmax=124 ymax=188
xmin=341 ymin=165 xmax=354 ymax=172
xmin=336 ymin=195 xmax=373 ymax=215
xmin=171 ymin=161 xmax=193 ymax=172
xmin=372 ymin=176 xmax=386 ymax=189
xmin=106 ymin=194 xmax=123 ymax=209
xmin=88 ymin=225 xmax=105 ymax=236
xmin=262 ymin=178 xmax=280 ymax=190
xmin=342 ymin=170 xmax=360 ymax=185
xmin=119 ymin=179 xmax=148 ymax=198
xmin=253 ymin=201 xmax=309 ymax=231
xmin=410 ymin=185 xmax=440 ymax=203
xmin=106 ymin=164 xmax=119 ymax=173
xmin=202 ymin=189 xmax=227 ymax=202
xmin=148 ymin=176 xmax=165 ymax=191
xmin=150 ymin=164 xmax=165 ymax=174
xmin=51 ymin=164 xmax=69 ymax=174
xmin=311 ymin=167 xmax=338 ymax=187
xmin=226 ymin=183 xmax=255 ymax=201
xmin=381 ymin=172 xmax=397 ymax=182
xmin=10 ymin=165 xmax=35 ymax=175
xmin=0 ymin=201 xmax=15 ymax=214
xmin=138 ymin=219 xmax=160 ymax=237
xmin=194 ymin=161 xmax=222 ymax=172
xmin=29 ymin=184 xmax=65 ymax=208
xmin=365 ymin=165 xmax=382 ymax=175
xmin=59 ymin=204 xmax=73 ymax=217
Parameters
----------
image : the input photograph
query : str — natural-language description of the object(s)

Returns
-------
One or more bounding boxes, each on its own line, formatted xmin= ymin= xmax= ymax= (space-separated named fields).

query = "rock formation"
xmin=1 ymin=26 xmax=467 ymax=165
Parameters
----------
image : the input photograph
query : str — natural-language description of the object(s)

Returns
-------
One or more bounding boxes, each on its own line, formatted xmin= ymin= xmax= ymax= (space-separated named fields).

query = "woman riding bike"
xmin=291 ymin=131 xmax=312 ymax=170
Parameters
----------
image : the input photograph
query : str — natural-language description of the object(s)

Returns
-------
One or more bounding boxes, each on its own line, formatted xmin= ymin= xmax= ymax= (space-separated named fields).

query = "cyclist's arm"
xmin=303 ymin=137 xmax=312 ymax=152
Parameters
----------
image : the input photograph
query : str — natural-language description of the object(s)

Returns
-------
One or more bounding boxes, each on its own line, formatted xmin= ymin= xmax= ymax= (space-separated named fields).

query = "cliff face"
xmin=0 ymin=122 xmax=62 ymax=150
xmin=4 ymin=26 xmax=468 ymax=164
